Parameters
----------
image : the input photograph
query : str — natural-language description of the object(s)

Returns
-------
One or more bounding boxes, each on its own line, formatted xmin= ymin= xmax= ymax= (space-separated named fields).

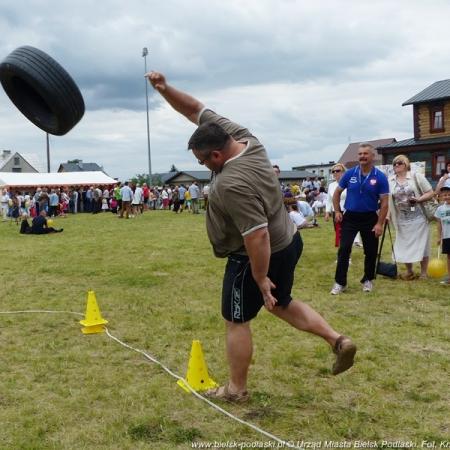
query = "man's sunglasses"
xmin=331 ymin=169 xmax=342 ymax=173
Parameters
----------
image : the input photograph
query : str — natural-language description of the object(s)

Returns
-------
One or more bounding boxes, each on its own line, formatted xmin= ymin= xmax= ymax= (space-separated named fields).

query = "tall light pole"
xmin=142 ymin=47 xmax=152 ymax=183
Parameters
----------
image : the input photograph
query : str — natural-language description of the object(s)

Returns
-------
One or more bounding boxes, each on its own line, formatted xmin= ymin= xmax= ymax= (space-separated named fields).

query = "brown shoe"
xmin=332 ymin=336 xmax=357 ymax=375
xmin=399 ymin=272 xmax=418 ymax=281
xmin=204 ymin=383 xmax=249 ymax=403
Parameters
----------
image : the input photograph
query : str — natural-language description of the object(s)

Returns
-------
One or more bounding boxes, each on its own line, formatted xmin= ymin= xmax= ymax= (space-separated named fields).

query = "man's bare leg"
xmin=226 ymin=320 xmax=252 ymax=393
xmin=270 ymin=300 xmax=339 ymax=346
xmin=270 ymin=300 xmax=356 ymax=375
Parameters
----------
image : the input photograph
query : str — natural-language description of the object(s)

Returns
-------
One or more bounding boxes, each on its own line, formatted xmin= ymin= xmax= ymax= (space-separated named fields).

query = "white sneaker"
xmin=362 ymin=280 xmax=373 ymax=292
xmin=330 ymin=283 xmax=346 ymax=295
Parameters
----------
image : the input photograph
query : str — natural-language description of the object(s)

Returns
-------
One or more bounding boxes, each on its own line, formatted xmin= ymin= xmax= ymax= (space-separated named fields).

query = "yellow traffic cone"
xmin=177 ymin=340 xmax=218 ymax=393
xmin=79 ymin=290 xmax=108 ymax=334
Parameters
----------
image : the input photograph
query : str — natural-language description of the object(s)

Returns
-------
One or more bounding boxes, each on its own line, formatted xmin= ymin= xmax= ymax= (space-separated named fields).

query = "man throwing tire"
xmin=147 ymin=72 xmax=356 ymax=402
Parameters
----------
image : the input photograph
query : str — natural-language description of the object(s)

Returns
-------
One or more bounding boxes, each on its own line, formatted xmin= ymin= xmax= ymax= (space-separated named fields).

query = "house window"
xmin=434 ymin=154 xmax=447 ymax=179
xmin=12 ymin=167 xmax=22 ymax=172
xmin=14 ymin=156 xmax=20 ymax=165
xmin=430 ymin=105 xmax=444 ymax=132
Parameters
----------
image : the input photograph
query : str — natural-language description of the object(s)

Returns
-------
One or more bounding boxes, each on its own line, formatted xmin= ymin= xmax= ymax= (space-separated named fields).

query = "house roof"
xmin=0 ymin=151 xmax=44 ymax=172
xmin=0 ymin=152 xmax=17 ymax=170
xmin=160 ymin=169 xmax=314 ymax=185
xmin=161 ymin=171 xmax=212 ymax=184
xmin=279 ymin=170 xmax=315 ymax=179
xmin=377 ymin=135 xmax=450 ymax=149
xmin=0 ymin=171 xmax=117 ymax=188
xmin=21 ymin=153 xmax=46 ymax=172
xmin=402 ymin=79 xmax=450 ymax=106
xmin=59 ymin=162 xmax=103 ymax=172
xmin=339 ymin=138 xmax=396 ymax=167
xmin=293 ymin=162 xmax=335 ymax=170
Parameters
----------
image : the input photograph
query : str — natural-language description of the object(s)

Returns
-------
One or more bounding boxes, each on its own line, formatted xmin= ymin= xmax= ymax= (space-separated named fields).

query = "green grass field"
xmin=0 ymin=211 xmax=449 ymax=449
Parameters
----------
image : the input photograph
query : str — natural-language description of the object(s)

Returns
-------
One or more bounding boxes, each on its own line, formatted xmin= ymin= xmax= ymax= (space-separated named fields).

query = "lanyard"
xmin=357 ymin=166 xmax=374 ymax=194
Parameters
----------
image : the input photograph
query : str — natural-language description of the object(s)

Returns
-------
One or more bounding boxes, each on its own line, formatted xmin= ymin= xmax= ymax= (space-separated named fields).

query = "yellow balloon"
xmin=427 ymin=258 xmax=447 ymax=279
xmin=47 ymin=219 xmax=54 ymax=227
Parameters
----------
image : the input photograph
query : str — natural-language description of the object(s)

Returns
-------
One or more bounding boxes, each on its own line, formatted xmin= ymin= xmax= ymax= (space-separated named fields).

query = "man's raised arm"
xmin=146 ymin=72 xmax=204 ymax=124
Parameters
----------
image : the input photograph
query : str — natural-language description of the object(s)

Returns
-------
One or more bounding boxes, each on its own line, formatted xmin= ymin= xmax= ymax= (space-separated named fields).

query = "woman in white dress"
xmin=388 ymin=154 xmax=435 ymax=279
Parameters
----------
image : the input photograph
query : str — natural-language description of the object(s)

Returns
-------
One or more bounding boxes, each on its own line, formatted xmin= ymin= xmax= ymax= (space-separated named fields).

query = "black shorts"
xmin=222 ymin=232 xmax=303 ymax=323
xmin=442 ymin=238 xmax=450 ymax=254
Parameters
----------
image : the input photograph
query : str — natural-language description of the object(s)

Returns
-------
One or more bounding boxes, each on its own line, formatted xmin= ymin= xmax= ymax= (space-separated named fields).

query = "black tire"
xmin=0 ymin=46 xmax=85 ymax=136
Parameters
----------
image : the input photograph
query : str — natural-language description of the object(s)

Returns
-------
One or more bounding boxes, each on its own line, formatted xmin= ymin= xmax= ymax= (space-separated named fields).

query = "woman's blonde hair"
xmin=392 ymin=154 xmax=411 ymax=170
xmin=331 ymin=163 xmax=346 ymax=173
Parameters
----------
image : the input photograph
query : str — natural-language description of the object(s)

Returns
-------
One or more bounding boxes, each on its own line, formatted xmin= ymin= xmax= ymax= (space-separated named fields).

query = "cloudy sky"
xmin=1 ymin=0 xmax=450 ymax=179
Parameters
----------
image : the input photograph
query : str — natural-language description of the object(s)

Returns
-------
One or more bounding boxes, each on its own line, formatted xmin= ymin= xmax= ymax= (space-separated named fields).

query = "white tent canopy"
xmin=0 ymin=171 xmax=117 ymax=188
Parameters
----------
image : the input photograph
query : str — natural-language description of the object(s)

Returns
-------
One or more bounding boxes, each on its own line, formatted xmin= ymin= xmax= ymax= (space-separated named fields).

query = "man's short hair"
xmin=440 ymin=186 xmax=450 ymax=192
xmin=188 ymin=122 xmax=231 ymax=152
xmin=359 ymin=142 xmax=376 ymax=153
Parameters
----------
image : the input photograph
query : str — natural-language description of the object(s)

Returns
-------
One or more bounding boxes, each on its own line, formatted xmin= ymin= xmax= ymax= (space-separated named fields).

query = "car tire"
xmin=0 ymin=45 xmax=85 ymax=136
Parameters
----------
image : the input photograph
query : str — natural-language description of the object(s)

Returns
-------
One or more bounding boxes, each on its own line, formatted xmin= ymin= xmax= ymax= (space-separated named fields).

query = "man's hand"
xmin=372 ymin=223 xmax=383 ymax=237
xmin=324 ymin=212 xmax=330 ymax=222
xmin=334 ymin=211 xmax=343 ymax=223
xmin=256 ymin=276 xmax=277 ymax=311
xmin=143 ymin=71 xmax=203 ymax=123
xmin=146 ymin=72 xmax=167 ymax=92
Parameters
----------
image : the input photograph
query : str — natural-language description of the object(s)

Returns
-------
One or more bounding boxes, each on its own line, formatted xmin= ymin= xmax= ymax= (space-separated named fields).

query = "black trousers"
xmin=335 ymin=211 xmax=379 ymax=286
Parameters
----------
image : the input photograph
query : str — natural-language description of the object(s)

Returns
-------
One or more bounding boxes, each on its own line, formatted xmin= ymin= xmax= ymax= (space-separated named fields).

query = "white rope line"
xmin=0 ymin=309 xmax=84 ymax=317
xmin=105 ymin=328 xmax=299 ymax=448
xmin=0 ymin=309 xmax=300 ymax=449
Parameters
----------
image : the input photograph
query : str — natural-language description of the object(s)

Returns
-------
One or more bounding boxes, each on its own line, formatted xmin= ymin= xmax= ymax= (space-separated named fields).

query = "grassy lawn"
xmin=0 ymin=211 xmax=449 ymax=449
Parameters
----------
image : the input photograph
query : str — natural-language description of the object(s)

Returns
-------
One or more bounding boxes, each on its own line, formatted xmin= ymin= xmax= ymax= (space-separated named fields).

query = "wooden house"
xmin=377 ymin=79 xmax=450 ymax=182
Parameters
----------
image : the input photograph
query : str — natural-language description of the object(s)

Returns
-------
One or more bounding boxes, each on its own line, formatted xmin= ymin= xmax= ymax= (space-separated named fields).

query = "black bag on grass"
xmin=377 ymin=261 xmax=397 ymax=278
xmin=376 ymin=222 xmax=397 ymax=279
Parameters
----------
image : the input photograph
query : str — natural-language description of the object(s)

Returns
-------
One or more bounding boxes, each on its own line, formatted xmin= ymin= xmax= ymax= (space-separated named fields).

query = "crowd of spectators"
xmin=0 ymin=180 xmax=210 ymax=221
xmin=275 ymin=160 xmax=449 ymax=285
xmin=3 ymin=161 xmax=449 ymax=284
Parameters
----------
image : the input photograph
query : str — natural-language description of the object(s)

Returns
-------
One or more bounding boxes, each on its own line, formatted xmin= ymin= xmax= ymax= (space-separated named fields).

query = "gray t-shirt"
xmin=199 ymin=109 xmax=295 ymax=258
